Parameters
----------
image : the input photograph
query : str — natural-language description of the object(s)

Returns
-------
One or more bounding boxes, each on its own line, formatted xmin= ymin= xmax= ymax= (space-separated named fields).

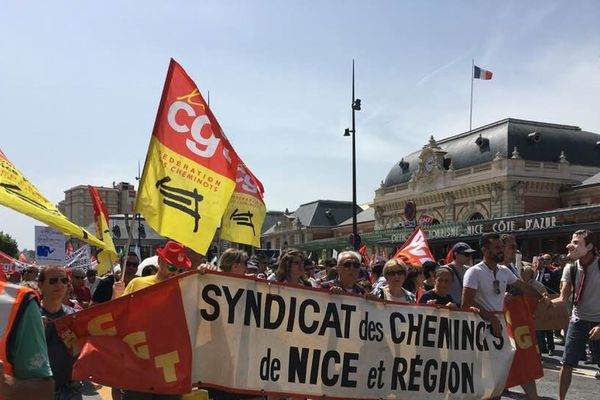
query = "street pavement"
xmin=83 ymin=342 xmax=599 ymax=400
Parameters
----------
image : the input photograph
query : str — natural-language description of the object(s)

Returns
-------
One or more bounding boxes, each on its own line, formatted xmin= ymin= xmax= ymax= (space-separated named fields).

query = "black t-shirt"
xmin=418 ymin=290 xmax=454 ymax=305
xmin=91 ymin=274 xmax=115 ymax=303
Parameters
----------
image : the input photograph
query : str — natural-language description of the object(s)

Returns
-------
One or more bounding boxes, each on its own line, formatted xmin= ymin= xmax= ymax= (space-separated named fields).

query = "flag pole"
xmin=469 ymin=59 xmax=474 ymax=131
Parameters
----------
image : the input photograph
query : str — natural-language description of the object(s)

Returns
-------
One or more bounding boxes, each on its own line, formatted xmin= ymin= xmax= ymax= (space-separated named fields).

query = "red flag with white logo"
xmin=393 ymin=227 xmax=435 ymax=266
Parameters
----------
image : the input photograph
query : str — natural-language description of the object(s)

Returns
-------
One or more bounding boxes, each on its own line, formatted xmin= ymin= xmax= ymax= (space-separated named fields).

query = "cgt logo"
xmin=513 ymin=325 xmax=534 ymax=349
xmin=167 ymin=89 xmax=226 ymax=161
xmin=236 ymin=164 xmax=258 ymax=194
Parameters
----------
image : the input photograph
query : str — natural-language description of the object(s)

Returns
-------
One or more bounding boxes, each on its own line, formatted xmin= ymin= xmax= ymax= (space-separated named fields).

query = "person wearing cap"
xmin=442 ymin=241 xmax=475 ymax=307
xmin=123 ymin=241 xmax=191 ymax=295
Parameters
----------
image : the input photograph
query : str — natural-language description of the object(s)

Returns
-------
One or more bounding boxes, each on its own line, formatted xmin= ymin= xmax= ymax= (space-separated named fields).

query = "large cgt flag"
xmin=220 ymin=163 xmax=266 ymax=247
xmin=393 ymin=226 xmax=435 ymax=266
xmin=136 ymin=59 xmax=240 ymax=255
xmin=88 ymin=186 xmax=118 ymax=275
xmin=0 ymin=149 xmax=107 ymax=249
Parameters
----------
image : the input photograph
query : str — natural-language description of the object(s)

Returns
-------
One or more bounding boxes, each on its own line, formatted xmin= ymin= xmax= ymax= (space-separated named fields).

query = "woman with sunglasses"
xmin=38 ymin=265 xmax=83 ymax=399
xmin=373 ymin=259 xmax=416 ymax=303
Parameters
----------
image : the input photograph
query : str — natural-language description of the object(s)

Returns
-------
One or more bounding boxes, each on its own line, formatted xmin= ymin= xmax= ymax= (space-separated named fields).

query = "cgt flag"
xmin=220 ymin=163 xmax=266 ymax=247
xmin=88 ymin=186 xmax=118 ymax=275
xmin=0 ymin=149 xmax=107 ymax=249
xmin=393 ymin=226 xmax=435 ymax=266
xmin=136 ymin=59 xmax=240 ymax=255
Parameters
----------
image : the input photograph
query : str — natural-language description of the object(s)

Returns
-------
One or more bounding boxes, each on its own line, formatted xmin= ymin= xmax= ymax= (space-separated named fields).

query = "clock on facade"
xmin=424 ymin=155 xmax=435 ymax=172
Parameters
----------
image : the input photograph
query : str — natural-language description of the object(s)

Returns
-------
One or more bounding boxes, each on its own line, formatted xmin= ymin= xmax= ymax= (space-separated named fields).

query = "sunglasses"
xmin=341 ymin=260 xmax=361 ymax=269
xmin=167 ymin=264 xmax=186 ymax=273
xmin=48 ymin=277 xmax=69 ymax=285
xmin=386 ymin=270 xmax=406 ymax=277
xmin=126 ymin=261 xmax=139 ymax=268
xmin=493 ymin=280 xmax=501 ymax=295
xmin=73 ymin=275 xmax=85 ymax=280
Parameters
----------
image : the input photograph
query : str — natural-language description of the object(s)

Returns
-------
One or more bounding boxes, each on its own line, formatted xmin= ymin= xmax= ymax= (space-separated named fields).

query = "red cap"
xmin=156 ymin=241 xmax=191 ymax=269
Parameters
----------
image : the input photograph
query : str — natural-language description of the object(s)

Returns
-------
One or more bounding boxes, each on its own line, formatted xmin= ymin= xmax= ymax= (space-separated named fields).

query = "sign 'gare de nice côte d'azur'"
xmin=389 ymin=215 xmax=557 ymax=243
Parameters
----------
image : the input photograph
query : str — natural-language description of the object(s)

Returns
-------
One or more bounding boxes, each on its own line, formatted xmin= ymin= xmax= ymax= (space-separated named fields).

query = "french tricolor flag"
xmin=473 ymin=65 xmax=493 ymax=80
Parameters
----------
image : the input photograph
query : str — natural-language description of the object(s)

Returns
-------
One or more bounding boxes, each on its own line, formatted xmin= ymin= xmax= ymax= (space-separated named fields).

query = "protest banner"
xmin=220 ymin=163 xmax=266 ymax=247
xmin=532 ymin=295 xmax=569 ymax=331
xmin=0 ymin=148 xmax=107 ymax=249
xmin=394 ymin=226 xmax=435 ymax=266
xmin=64 ymin=245 xmax=92 ymax=269
xmin=136 ymin=59 xmax=241 ymax=255
xmin=35 ymin=225 xmax=66 ymax=264
xmin=57 ymin=272 xmax=517 ymax=399
xmin=503 ymin=295 xmax=544 ymax=388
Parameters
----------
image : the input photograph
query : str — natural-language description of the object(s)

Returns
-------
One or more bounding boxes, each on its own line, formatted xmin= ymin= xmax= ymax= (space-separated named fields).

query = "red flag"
xmin=65 ymin=241 xmax=74 ymax=257
xmin=358 ymin=244 xmax=370 ymax=266
xmin=18 ymin=251 xmax=28 ymax=263
xmin=444 ymin=247 xmax=454 ymax=265
xmin=504 ymin=296 xmax=543 ymax=387
xmin=393 ymin=227 xmax=435 ymax=266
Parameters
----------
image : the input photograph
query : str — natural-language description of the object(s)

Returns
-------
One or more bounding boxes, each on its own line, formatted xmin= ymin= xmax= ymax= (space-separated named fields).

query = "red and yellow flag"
xmin=136 ymin=59 xmax=240 ymax=255
xmin=0 ymin=148 xmax=107 ymax=249
xmin=393 ymin=226 xmax=435 ymax=266
xmin=220 ymin=163 xmax=266 ymax=247
xmin=88 ymin=186 xmax=118 ymax=275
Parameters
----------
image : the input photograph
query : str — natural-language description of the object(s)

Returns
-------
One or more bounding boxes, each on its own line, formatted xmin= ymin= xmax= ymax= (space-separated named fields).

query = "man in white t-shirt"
xmin=553 ymin=229 xmax=600 ymax=400
xmin=463 ymin=233 xmax=550 ymax=400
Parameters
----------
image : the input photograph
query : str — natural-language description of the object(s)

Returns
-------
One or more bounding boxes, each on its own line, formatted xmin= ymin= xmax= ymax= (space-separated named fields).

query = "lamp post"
xmin=344 ymin=60 xmax=361 ymax=250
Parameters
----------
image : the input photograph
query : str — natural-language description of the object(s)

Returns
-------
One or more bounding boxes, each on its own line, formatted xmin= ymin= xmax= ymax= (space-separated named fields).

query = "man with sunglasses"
xmin=91 ymin=252 xmax=139 ymax=305
xmin=443 ymin=242 xmax=475 ymax=307
xmin=38 ymin=265 xmax=82 ymax=399
xmin=464 ymin=233 xmax=549 ymax=336
xmin=123 ymin=241 xmax=191 ymax=296
xmin=319 ymin=251 xmax=366 ymax=295
xmin=463 ymin=233 xmax=550 ymax=400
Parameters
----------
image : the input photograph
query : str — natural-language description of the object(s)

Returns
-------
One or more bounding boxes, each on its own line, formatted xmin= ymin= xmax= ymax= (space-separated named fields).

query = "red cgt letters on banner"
xmin=55 ymin=276 xmax=193 ymax=394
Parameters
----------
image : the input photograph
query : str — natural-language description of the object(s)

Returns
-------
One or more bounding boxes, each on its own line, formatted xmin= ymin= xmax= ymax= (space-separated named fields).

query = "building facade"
xmin=261 ymin=200 xmax=356 ymax=252
xmin=369 ymin=118 xmax=600 ymax=257
xmin=58 ymin=182 xmax=136 ymax=228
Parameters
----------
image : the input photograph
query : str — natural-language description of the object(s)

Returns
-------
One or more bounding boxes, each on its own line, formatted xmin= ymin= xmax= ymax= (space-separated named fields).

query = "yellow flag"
xmin=136 ymin=59 xmax=239 ymax=255
xmin=88 ymin=186 xmax=118 ymax=275
xmin=220 ymin=164 xmax=266 ymax=247
xmin=0 ymin=149 xmax=107 ymax=250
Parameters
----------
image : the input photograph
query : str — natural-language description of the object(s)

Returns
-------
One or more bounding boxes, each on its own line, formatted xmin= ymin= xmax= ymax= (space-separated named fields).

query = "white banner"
xmin=65 ymin=245 xmax=92 ymax=269
xmin=178 ymin=274 xmax=516 ymax=399
xmin=35 ymin=225 xmax=66 ymax=264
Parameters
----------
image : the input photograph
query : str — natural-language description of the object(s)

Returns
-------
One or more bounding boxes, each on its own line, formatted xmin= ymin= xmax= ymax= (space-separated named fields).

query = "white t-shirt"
xmin=561 ymin=258 xmax=600 ymax=322
xmin=464 ymin=261 xmax=517 ymax=312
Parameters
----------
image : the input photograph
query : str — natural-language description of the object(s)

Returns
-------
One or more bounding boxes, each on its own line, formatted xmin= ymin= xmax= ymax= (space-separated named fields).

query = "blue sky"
xmin=2 ymin=0 xmax=600 ymax=249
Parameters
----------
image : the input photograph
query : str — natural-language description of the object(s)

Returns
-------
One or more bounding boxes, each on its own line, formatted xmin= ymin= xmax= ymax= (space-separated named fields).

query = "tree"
xmin=0 ymin=231 xmax=19 ymax=258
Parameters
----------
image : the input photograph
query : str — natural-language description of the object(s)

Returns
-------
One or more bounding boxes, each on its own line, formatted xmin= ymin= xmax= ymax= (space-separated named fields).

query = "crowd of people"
xmin=1 ymin=229 xmax=600 ymax=400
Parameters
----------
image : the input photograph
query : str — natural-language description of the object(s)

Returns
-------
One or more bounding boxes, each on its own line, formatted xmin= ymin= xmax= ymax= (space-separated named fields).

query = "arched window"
xmin=468 ymin=212 xmax=485 ymax=221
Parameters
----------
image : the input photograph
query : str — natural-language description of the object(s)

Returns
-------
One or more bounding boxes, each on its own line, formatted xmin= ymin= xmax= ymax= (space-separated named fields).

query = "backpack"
xmin=569 ymin=260 xmax=600 ymax=304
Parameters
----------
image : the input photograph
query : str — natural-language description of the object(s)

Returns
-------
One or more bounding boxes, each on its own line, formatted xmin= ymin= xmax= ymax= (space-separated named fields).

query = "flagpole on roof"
xmin=469 ymin=59 xmax=474 ymax=131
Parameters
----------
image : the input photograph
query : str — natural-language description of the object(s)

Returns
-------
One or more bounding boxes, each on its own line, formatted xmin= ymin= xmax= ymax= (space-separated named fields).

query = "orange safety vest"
xmin=0 ymin=281 xmax=37 ymax=377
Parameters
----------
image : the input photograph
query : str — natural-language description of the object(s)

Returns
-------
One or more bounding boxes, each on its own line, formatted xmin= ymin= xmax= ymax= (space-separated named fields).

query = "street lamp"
xmin=344 ymin=60 xmax=361 ymax=250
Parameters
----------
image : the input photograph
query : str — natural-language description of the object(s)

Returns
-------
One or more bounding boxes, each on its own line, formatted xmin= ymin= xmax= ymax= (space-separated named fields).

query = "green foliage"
xmin=0 ymin=231 xmax=19 ymax=258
